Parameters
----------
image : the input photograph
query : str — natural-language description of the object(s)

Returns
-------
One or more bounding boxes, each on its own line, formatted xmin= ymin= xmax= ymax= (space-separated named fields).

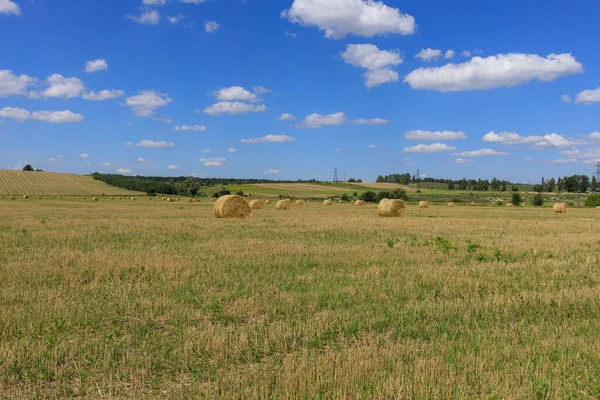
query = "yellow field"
xmin=1 ymin=198 xmax=599 ymax=398
xmin=0 ymin=170 xmax=142 ymax=196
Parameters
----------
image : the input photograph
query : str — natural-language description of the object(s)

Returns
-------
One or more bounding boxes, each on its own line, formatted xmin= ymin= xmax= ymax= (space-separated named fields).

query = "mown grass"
xmin=1 ymin=198 xmax=600 ymax=398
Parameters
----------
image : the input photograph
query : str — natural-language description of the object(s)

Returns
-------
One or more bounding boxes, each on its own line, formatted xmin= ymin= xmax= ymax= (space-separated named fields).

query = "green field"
xmin=1 ymin=196 xmax=600 ymax=398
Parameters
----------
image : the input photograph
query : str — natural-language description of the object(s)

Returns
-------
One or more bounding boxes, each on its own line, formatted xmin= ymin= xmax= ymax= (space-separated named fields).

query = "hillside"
xmin=0 ymin=170 xmax=142 ymax=196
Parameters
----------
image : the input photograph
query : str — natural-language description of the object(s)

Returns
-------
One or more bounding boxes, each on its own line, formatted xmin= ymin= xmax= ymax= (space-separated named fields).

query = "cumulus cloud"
xmin=204 ymin=101 xmax=267 ymax=116
xmin=0 ymin=70 xmax=36 ymax=97
xmin=588 ymin=132 xmax=600 ymax=141
xmin=240 ymin=134 xmax=295 ymax=143
xmin=42 ymin=74 xmax=85 ymax=99
xmin=201 ymin=148 xmax=212 ymax=152
xmin=262 ymin=170 xmax=279 ymax=174
xmin=214 ymin=86 xmax=259 ymax=102
xmin=285 ymin=31 xmax=297 ymax=38
xmin=143 ymin=0 xmax=165 ymax=5
xmin=168 ymin=165 xmax=180 ymax=170
xmin=137 ymin=157 xmax=149 ymax=163
xmin=83 ymin=90 xmax=125 ymax=101
xmin=341 ymin=44 xmax=402 ymax=87
xmin=116 ymin=168 xmax=132 ymax=174
xmin=253 ymin=86 xmax=271 ymax=95
xmin=200 ymin=157 xmax=226 ymax=167
xmin=297 ymin=112 xmax=346 ymax=128
xmin=453 ymin=148 xmax=508 ymax=157
xmin=277 ymin=113 xmax=295 ymax=121
xmin=404 ymin=130 xmax=466 ymax=140
xmin=575 ymin=88 xmax=600 ymax=104
xmin=0 ymin=0 xmax=20 ymax=15
xmin=227 ymin=147 xmax=236 ymax=153
xmin=531 ymin=133 xmax=577 ymax=149
xmin=167 ymin=15 xmax=183 ymax=24
xmin=368 ymin=144 xmax=376 ymax=149
xmin=444 ymin=50 xmax=455 ymax=59
xmin=553 ymin=147 xmax=600 ymax=165
xmin=282 ymin=0 xmax=416 ymax=39
xmin=80 ymin=153 xmax=90 ymax=159
xmin=125 ymin=90 xmax=172 ymax=117
xmin=84 ymin=59 xmax=108 ymax=73
xmin=561 ymin=94 xmax=572 ymax=103
xmin=136 ymin=140 xmax=174 ymax=148
xmin=455 ymin=158 xmax=473 ymax=164
xmin=483 ymin=131 xmax=577 ymax=149
xmin=123 ymin=142 xmax=133 ymax=146
xmin=415 ymin=48 xmax=442 ymax=62
xmin=404 ymin=53 xmax=583 ymax=92
xmin=0 ymin=107 xmax=84 ymax=123
xmin=125 ymin=8 xmax=160 ymax=25
xmin=205 ymin=21 xmax=219 ymax=33
xmin=402 ymin=143 xmax=457 ymax=153
xmin=354 ymin=118 xmax=389 ymax=125
xmin=174 ymin=124 xmax=206 ymax=131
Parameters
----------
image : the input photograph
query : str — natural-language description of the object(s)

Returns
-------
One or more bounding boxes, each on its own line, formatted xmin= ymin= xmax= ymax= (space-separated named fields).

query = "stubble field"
xmin=1 ymin=197 xmax=600 ymax=399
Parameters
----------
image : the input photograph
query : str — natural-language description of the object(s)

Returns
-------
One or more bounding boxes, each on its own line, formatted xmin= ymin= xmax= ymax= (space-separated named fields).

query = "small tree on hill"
xmin=584 ymin=193 xmax=600 ymax=207
xmin=532 ymin=193 xmax=544 ymax=207
xmin=511 ymin=192 xmax=523 ymax=206
xmin=23 ymin=164 xmax=34 ymax=171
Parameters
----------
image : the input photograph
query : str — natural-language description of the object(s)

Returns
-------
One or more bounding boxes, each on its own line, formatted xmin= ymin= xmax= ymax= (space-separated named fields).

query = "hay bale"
xmin=276 ymin=199 xmax=292 ymax=210
xmin=93 ymin=197 xmax=98 ymax=201
xmin=10 ymin=196 xmax=15 ymax=200
xmin=249 ymin=200 xmax=265 ymax=210
xmin=354 ymin=200 xmax=366 ymax=206
xmin=506 ymin=203 xmax=514 ymax=208
xmin=377 ymin=199 xmax=406 ymax=217
xmin=213 ymin=195 xmax=251 ymax=219
xmin=447 ymin=202 xmax=456 ymax=207
xmin=265 ymin=199 xmax=272 ymax=204
xmin=38 ymin=196 xmax=42 ymax=200
xmin=23 ymin=195 xmax=28 ymax=199
xmin=161 ymin=197 xmax=166 ymax=201
xmin=131 ymin=197 xmax=136 ymax=201
xmin=338 ymin=200 xmax=343 ymax=204
xmin=296 ymin=200 xmax=305 ymax=206
xmin=553 ymin=203 xmax=568 ymax=214
xmin=148 ymin=197 xmax=153 ymax=201
xmin=323 ymin=199 xmax=333 ymax=206
xmin=419 ymin=201 xmax=431 ymax=208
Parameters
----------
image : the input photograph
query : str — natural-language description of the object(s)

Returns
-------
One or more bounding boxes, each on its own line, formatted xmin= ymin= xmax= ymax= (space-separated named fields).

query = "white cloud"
xmin=335 ymin=148 xmax=343 ymax=152
xmin=561 ymin=94 xmax=572 ymax=103
xmin=282 ymin=0 xmax=416 ymax=39
xmin=252 ymin=86 xmax=271 ymax=95
xmin=167 ymin=15 xmax=183 ymax=24
xmin=531 ymin=133 xmax=577 ymax=149
xmin=125 ymin=90 xmax=172 ymax=117
xmin=402 ymin=143 xmax=458 ymax=153
xmin=0 ymin=70 xmax=36 ymax=97
xmin=455 ymin=158 xmax=473 ymax=164
xmin=262 ymin=170 xmax=279 ymax=174
xmin=0 ymin=0 xmax=20 ymax=15
xmin=453 ymin=148 xmax=508 ymax=157
xmin=482 ymin=131 xmax=577 ymax=149
xmin=240 ymin=134 xmax=295 ymax=143
xmin=137 ymin=157 xmax=149 ymax=163
xmin=404 ymin=53 xmax=583 ymax=92
xmin=80 ymin=153 xmax=90 ymax=159
xmin=168 ymin=165 xmax=180 ymax=170
xmin=404 ymin=130 xmax=466 ymax=141
xmin=297 ymin=112 xmax=346 ymax=128
xmin=205 ymin=21 xmax=219 ymax=33
xmin=575 ymin=88 xmax=600 ymax=104
xmin=84 ymin=59 xmax=108 ymax=73
xmin=83 ymin=90 xmax=125 ymax=101
xmin=284 ymin=31 xmax=297 ymax=38
xmin=0 ymin=107 xmax=84 ymax=123
xmin=354 ymin=118 xmax=389 ymax=125
xmin=200 ymin=157 xmax=226 ymax=167
xmin=588 ymin=132 xmax=600 ymax=141
xmin=136 ymin=140 xmax=174 ymax=148
xmin=524 ymin=157 xmax=533 ymax=161
xmin=99 ymin=162 xmax=116 ymax=168
xmin=277 ymin=113 xmax=295 ymax=121
xmin=553 ymin=147 xmax=600 ymax=165
xmin=42 ymin=74 xmax=85 ymax=99
xmin=201 ymin=148 xmax=212 ymax=152
xmin=180 ymin=0 xmax=207 ymax=3
xmin=174 ymin=124 xmax=206 ymax=131
xmin=341 ymin=44 xmax=402 ymax=87
xmin=124 ymin=142 xmax=133 ymax=147
xmin=415 ymin=48 xmax=442 ymax=62
xmin=116 ymin=168 xmax=132 ymax=174
xmin=125 ymin=8 xmax=160 ymax=25
xmin=204 ymin=101 xmax=267 ymax=116
xmin=228 ymin=147 xmax=236 ymax=153
xmin=444 ymin=50 xmax=455 ymax=59
xmin=462 ymin=51 xmax=471 ymax=57
xmin=214 ymin=86 xmax=259 ymax=102
xmin=368 ymin=144 xmax=376 ymax=149
xmin=143 ymin=0 xmax=166 ymax=5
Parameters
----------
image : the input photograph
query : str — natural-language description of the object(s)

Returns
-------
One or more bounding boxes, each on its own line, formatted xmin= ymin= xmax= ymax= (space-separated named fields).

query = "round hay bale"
xmin=470 ymin=202 xmax=476 ymax=206
xmin=131 ymin=197 xmax=136 ymax=201
xmin=265 ymin=199 xmax=272 ymax=204
xmin=419 ymin=201 xmax=431 ymax=208
xmin=23 ymin=195 xmax=28 ymax=199
xmin=93 ymin=197 xmax=98 ymax=201
xmin=338 ymin=200 xmax=343 ymax=204
xmin=378 ymin=199 xmax=406 ymax=217
xmin=323 ymin=199 xmax=333 ymax=206
xmin=148 ymin=197 xmax=153 ymax=201
xmin=38 ymin=196 xmax=42 ymax=200
xmin=354 ymin=200 xmax=366 ymax=206
xmin=447 ymin=202 xmax=456 ymax=207
xmin=10 ymin=196 xmax=15 ymax=200
xmin=553 ymin=203 xmax=568 ymax=214
xmin=307 ymin=200 xmax=311 ymax=203
xmin=296 ymin=200 xmax=305 ymax=206
xmin=506 ymin=203 xmax=514 ymax=208
xmin=213 ymin=195 xmax=251 ymax=219
xmin=276 ymin=199 xmax=292 ymax=210
xmin=249 ymin=200 xmax=265 ymax=210
xmin=110 ymin=197 xmax=114 ymax=200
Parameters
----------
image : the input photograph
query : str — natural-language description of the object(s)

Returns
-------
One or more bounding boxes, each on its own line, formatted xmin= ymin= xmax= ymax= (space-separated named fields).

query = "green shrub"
xmin=340 ymin=193 xmax=350 ymax=202
xmin=532 ymin=193 xmax=544 ymax=207
xmin=390 ymin=188 xmax=408 ymax=200
xmin=584 ymin=193 xmax=600 ymax=207
xmin=511 ymin=192 xmax=523 ymax=206
xmin=360 ymin=191 xmax=378 ymax=203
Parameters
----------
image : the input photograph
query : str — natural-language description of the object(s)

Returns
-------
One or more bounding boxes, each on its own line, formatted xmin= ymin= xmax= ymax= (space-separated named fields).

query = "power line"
xmin=333 ymin=167 xmax=339 ymax=182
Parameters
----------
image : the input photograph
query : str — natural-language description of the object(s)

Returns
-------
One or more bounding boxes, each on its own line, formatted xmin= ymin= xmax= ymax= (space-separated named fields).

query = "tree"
xmin=22 ymin=164 xmax=34 ymax=171
xmin=447 ymin=181 xmax=455 ymax=190
xmin=512 ymin=185 xmax=519 ymax=192
xmin=533 ymin=184 xmax=543 ymax=193
xmin=360 ymin=191 xmax=378 ymax=203
xmin=532 ymin=193 xmax=544 ymax=207
xmin=592 ymin=176 xmax=598 ymax=192
xmin=584 ymin=193 xmax=600 ymax=207
xmin=390 ymin=188 xmax=408 ymax=200
xmin=340 ymin=193 xmax=350 ymax=201
xmin=546 ymin=178 xmax=555 ymax=192
xmin=511 ymin=192 xmax=523 ymax=206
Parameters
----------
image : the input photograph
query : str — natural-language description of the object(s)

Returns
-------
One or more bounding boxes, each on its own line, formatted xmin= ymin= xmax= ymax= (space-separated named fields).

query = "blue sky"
xmin=1 ymin=0 xmax=600 ymax=182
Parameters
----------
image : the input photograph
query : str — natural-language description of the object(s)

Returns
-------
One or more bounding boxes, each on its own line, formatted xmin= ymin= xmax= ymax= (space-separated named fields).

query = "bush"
xmin=511 ymin=192 xmax=523 ymax=206
xmin=360 ymin=191 xmax=378 ymax=203
xmin=236 ymin=190 xmax=245 ymax=197
xmin=390 ymin=188 xmax=408 ymax=200
xmin=340 ymin=193 xmax=350 ymax=202
xmin=532 ymin=193 xmax=544 ymax=206
xmin=213 ymin=189 xmax=231 ymax=198
xmin=377 ymin=191 xmax=391 ymax=201
xmin=584 ymin=193 xmax=600 ymax=207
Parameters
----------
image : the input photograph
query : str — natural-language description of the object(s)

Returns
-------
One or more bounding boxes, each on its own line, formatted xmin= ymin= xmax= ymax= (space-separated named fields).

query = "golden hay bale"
xmin=296 ymin=200 xmax=305 ymax=206
xmin=161 ymin=197 xmax=166 ymax=201
xmin=148 ymin=197 xmax=153 ymax=201
xmin=276 ymin=199 xmax=292 ymax=210
xmin=323 ymin=199 xmax=333 ymax=206
xmin=131 ymin=197 xmax=136 ymax=201
xmin=419 ymin=201 xmax=431 ymax=208
xmin=265 ymin=199 xmax=272 ymax=204
xmin=506 ymin=203 xmax=514 ymax=208
xmin=23 ymin=195 xmax=29 ymax=199
xmin=93 ymin=197 xmax=98 ymax=201
xmin=213 ymin=195 xmax=251 ymax=219
xmin=355 ymin=200 xmax=366 ymax=206
xmin=110 ymin=197 xmax=114 ymax=200
xmin=553 ymin=203 xmax=568 ymax=214
xmin=10 ymin=196 xmax=15 ymax=200
xmin=38 ymin=196 xmax=42 ymax=200
xmin=249 ymin=200 xmax=265 ymax=210
xmin=338 ymin=200 xmax=343 ymax=204
xmin=447 ymin=202 xmax=456 ymax=207
xmin=377 ymin=199 xmax=406 ymax=217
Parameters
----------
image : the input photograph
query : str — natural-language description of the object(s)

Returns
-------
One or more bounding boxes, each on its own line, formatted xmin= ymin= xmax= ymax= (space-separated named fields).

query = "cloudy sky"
xmin=1 ymin=0 xmax=600 ymax=182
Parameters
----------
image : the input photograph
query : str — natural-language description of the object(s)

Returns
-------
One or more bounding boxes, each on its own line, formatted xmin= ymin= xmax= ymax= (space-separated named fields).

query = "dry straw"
xmin=213 ymin=195 xmax=251 ymax=219
xmin=23 ymin=195 xmax=28 ymax=199
xmin=447 ymin=202 xmax=456 ymax=207
xmin=419 ymin=201 xmax=431 ymax=208
xmin=265 ymin=199 xmax=272 ymax=204
xmin=93 ymin=197 xmax=98 ymax=201
xmin=10 ymin=196 xmax=15 ymax=200
xmin=131 ymin=197 xmax=136 ymax=201
xmin=276 ymin=199 xmax=292 ymax=210
xmin=354 ymin=200 xmax=366 ymax=206
xmin=38 ymin=196 xmax=42 ymax=200
xmin=323 ymin=199 xmax=333 ymax=206
xmin=296 ymin=200 xmax=305 ymax=206
xmin=338 ymin=200 xmax=343 ymax=204
xmin=378 ymin=198 xmax=406 ymax=217
xmin=506 ymin=203 xmax=514 ymax=208
xmin=249 ymin=200 xmax=265 ymax=210
xmin=553 ymin=203 xmax=568 ymax=214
